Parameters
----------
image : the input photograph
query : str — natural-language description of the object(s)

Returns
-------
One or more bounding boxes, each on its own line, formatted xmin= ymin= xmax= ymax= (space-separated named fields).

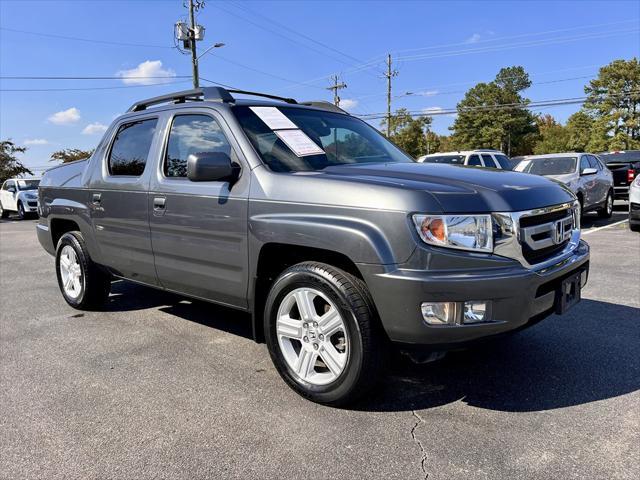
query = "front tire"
xmin=17 ymin=201 xmax=26 ymax=220
xmin=264 ymin=262 xmax=383 ymax=406
xmin=55 ymin=231 xmax=111 ymax=310
xmin=598 ymin=190 xmax=614 ymax=219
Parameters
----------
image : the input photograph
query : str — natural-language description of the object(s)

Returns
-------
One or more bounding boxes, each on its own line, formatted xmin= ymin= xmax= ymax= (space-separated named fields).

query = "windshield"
xmin=233 ymin=105 xmax=413 ymax=172
xmin=17 ymin=180 xmax=40 ymax=190
xmin=517 ymin=157 xmax=577 ymax=175
xmin=421 ymin=154 xmax=465 ymax=165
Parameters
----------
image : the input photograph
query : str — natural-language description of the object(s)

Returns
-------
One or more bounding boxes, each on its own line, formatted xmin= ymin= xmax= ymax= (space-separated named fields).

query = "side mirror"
xmin=187 ymin=152 xmax=240 ymax=182
xmin=580 ymin=167 xmax=597 ymax=176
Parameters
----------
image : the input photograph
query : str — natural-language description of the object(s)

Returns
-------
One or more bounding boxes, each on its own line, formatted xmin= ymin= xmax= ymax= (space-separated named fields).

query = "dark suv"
xmin=36 ymin=87 xmax=589 ymax=405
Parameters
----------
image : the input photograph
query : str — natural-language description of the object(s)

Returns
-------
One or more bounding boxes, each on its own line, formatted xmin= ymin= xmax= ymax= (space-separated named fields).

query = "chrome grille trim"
xmin=492 ymin=201 xmax=581 ymax=271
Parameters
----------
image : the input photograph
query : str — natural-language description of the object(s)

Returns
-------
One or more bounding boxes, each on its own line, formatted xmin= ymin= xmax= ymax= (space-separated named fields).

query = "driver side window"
xmin=579 ymin=156 xmax=590 ymax=172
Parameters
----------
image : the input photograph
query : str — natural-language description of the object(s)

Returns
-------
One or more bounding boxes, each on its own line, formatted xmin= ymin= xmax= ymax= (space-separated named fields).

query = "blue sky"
xmin=1 ymin=0 xmax=639 ymax=174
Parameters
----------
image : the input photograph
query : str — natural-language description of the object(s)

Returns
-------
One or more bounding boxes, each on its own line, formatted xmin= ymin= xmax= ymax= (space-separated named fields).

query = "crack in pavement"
xmin=411 ymin=409 xmax=429 ymax=479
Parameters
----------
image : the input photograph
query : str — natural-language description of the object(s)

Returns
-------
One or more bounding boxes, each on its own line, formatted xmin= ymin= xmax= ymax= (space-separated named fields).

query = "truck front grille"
xmin=519 ymin=206 xmax=574 ymax=265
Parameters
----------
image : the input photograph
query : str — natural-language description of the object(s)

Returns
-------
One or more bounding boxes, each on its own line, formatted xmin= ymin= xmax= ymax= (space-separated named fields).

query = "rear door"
xmin=87 ymin=115 xmax=160 ymax=285
xmin=149 ymin=109 xmax=250 ymax=308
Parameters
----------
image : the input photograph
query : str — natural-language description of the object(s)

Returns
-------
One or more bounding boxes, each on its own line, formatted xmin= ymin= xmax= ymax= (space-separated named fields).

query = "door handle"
xmin=92 ymin=193 xmax=101 ymax=205
xmin=153 ymin=197 xmax=166 ymax=210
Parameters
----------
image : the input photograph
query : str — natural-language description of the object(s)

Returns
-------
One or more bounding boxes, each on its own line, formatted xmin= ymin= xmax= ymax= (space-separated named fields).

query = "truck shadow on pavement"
xmin=104 ymin=280 xmax=639 ymax=413
xmin=106 ymin=280 xmax=253 ymax=339
xmin=358 ymin=298 xmax=640 ymax=413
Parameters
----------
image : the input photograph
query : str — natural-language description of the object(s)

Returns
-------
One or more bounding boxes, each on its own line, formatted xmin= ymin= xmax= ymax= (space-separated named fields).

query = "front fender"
xmin=250 ymin=212 xmax=403 ymax=265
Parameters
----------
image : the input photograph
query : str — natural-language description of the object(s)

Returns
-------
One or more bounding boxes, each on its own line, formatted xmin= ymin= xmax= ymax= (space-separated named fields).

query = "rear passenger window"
xmin=481 ymin=154 xmax=497 ymax=167
xmin=468 ymin=155 xmax=482 ymax=166
xmin=108 ymin=118 xmax=157 ymax=176
xmin=164 ymin=114 xmax=232 ymax=178
xmin=494 ymin=154 xmax=512 ymax=169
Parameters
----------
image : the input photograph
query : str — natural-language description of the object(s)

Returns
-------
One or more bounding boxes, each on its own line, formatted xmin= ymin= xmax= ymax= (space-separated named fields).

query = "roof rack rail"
xmin=299 ymin=101 xmax=348 ymax=115
xmin=126 ymin=86 xmax=298 ymax=112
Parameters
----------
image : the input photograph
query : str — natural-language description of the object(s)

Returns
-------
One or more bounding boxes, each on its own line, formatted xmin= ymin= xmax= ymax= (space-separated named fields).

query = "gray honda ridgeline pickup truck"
xmin=37 ymin=87 xmax=589 ymax=405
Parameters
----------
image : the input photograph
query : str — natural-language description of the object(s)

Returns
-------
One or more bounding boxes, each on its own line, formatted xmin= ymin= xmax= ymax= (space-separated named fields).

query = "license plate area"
xmin=555 ymin=271 xmax=582 ymax=315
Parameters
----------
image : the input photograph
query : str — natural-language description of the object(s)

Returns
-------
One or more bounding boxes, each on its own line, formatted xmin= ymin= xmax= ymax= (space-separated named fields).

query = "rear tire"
xmin=0 ymin=202 xmax=8 ymax=219
xmin=598 ymin=191 xmax=613 ymax=219
xmin=631 ymin=222 xmax=640 ymax=232
xmin=55 ymin=231 xmax=111 ymax=310
xmin=264 ymin=262 xmax=384 ymax=406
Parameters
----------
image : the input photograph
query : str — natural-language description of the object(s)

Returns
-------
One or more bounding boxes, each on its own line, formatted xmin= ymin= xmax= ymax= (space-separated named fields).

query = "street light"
xmin=197 ymin=42 xmax=226 ymax=60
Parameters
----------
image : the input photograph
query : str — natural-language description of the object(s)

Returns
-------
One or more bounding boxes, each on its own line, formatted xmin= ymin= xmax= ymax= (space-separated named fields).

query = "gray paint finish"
xmin=37 ymin=98 xmax=589 ymax=347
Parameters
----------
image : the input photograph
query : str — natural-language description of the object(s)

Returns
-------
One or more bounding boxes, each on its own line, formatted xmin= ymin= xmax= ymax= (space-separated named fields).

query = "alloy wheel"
xmin=276 ymin=287 xmax=349 ymax=386
xmin=59 ymin=245 xmax=83 ymax=299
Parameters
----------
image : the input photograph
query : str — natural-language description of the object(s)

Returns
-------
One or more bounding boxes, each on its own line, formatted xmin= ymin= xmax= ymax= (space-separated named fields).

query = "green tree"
xmin=533 ymin=114 xmax=569 ymax=154
xmin=450 ymin=66 xmax=537 ymax=156
xmin=380 ymin=108 xmax=432 ymax=158
xmin=584 ymin=58 xmax=640 ymax=149
xmin=50 ymin=148 xmax=94 ymax=164
xmin=0 ymin=140 xmax=33 ymax=184
xmin=565 ymin=111 xmax=594 ymax=152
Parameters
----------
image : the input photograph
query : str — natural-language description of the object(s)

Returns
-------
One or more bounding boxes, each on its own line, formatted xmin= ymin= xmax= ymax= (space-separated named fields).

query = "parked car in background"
xmin=36 ymin=87 xmax=589 ymax=405
xmin=417 ymin=149 xmax=512 ymax=169
xmin=0 ymin=178 xmax=40 ymax=219
xmin=597 ymin=150 xmax=640 ymax=200
xmin=515 ymin=153 xmax=614 ymax=218
xmin=629 ymin=173 xmax=640 ymax=232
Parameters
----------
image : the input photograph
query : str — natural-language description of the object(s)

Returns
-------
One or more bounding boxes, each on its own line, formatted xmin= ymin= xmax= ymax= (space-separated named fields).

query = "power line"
xmin=357 ymin=91 xmax=640 ymax=120
xmin=0 ymin=81 xmax=191 ymax=92
xmin=391 ymin=19 xmax=639 ymax=55
xmin=0 ymin=75 xmax=191 ymax=80
xmin=0 ymin=27 xmax=173 ymax=49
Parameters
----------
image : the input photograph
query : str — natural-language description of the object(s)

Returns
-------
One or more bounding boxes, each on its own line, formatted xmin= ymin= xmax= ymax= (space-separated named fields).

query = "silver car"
xmin=515 ymin=153 xmax=614 ymax=218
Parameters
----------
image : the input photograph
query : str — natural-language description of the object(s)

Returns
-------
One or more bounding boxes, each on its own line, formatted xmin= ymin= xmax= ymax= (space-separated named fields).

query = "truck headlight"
xmin=413 ymin=214 xmax=493 ymax=253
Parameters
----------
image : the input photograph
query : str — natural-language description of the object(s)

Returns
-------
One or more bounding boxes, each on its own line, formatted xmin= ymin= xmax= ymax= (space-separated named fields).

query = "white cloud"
xmin=339 ymin=98 xmax=358 ymax=111
xmin=24 ymin=138 xmax=49 ymax=145
xmin=82 ymin=122 xmax=108 ymax=135
xmin=48 ymin=107 xmax=81 ymax=125
xmin=466 ymin=33 xmax=481 ymax=44
xmin=422 ymin=106 xmax=444 ymax=115
xmin=117 ymin=60 xmax=176 ymax=85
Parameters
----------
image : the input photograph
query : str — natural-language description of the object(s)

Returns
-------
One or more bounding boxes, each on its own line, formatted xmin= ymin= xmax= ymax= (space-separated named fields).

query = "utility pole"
xmin=188 ymin=0 xmax=199 ymax=89
xmin=326 ymin=75 xmax=347 ymax=106
xmin=383 ymin=54 xmax=398 ymax=137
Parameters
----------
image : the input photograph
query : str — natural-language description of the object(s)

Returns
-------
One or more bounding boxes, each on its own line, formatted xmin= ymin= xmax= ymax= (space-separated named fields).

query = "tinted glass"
xmin=2 ymin=181 xmax=13 ymax=190
xmin=108 ymin=118 xmax=158 ymax=176
xmin=598 ymin=151 xmax=640 ymax=164
xmin=481 ymin=154 xmax=497 ymax=167
xmin=494 ymin=154 xmax=512 ymax=169
xmin=521 ymin=157 xmax=577 ymax=175
xmin=580 ymin=156 xmax=590 ymax=172
xmin=587 ymin=155 xmax=600 ymax=170
xmin=165 ymin=115 xmax=232 ymax=178
xmin=421 ymin=155 xmax=465 ymax=164
xmin=233 ymin=106 xmax=413 ymax=172
xmin=468 ymin=155 xmax=482 ymax=166
xmin=17 ymin=180 xmax=39 ymax=190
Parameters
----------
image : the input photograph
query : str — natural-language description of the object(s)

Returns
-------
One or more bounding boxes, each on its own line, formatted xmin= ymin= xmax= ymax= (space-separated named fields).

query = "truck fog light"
xmin=463 ymin=301 xmax=489 ymax=324
xmin=421 ymin=302 xmax=456 ymax=325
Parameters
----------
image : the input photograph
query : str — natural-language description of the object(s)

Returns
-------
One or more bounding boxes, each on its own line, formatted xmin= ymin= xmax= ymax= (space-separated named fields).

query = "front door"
xmin=87 ymin=116 xmax=160 ymax=285
xmin=1 ymin=180 xmax=17 ymax=211
xmin=149 ymin=110 xmax=250 ymax=308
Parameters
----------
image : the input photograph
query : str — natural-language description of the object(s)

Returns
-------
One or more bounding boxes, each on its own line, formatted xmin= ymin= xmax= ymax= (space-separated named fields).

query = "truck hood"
xmin=320 ymin=162 xmax=575 ymax=212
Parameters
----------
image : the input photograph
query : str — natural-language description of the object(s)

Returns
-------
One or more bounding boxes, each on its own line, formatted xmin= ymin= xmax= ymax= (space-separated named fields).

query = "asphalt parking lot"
xmin=1 ymin=205 xmax=638 ymax=480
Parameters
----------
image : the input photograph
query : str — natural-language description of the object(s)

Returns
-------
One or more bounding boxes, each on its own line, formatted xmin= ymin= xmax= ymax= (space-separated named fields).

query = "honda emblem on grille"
xmin=553 ymin=220 xmax=564 ymax=244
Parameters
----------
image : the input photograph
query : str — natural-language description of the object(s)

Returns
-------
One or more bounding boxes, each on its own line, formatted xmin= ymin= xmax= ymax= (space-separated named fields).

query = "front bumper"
xmin=358 ymin=240 xmax=590 ymax=347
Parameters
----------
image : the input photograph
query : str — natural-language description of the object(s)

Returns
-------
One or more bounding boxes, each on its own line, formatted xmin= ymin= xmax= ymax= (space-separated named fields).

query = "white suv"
xmin=417 ymin=149 xmax=512 ymax=169
xmin=0 ymin=178 xmax=40 ymax=219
